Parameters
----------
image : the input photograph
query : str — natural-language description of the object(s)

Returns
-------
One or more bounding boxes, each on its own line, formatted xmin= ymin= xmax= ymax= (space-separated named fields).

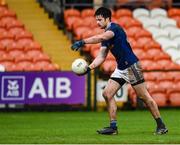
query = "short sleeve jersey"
xmin=101 ymin=23 xmax=138 ymax=70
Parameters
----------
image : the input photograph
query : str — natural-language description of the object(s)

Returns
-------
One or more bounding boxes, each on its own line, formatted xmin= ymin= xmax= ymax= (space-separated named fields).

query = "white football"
xmin=71 ymin=58 xmax=88 ymax=75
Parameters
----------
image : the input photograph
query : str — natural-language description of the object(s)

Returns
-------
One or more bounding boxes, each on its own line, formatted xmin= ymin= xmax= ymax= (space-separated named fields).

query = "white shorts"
xmin=111 ymin=61 xmax=145 ymax=86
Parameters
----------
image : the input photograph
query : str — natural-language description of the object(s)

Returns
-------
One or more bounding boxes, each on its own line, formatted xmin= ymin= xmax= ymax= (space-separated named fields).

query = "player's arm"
xmin=84 ymin=30 xmax=114 ymax=44
xmin=75 ymin=46 xmax=109 ymax=76
xmin=89 ymin=46 xmax=109 ymax=70
xmin=71 ymin=30 xmax=114 ymax=51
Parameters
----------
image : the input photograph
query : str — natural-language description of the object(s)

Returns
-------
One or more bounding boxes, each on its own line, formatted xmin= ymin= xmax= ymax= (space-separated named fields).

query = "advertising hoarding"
xmin=0 ymin=71 xmax=85 ymax=104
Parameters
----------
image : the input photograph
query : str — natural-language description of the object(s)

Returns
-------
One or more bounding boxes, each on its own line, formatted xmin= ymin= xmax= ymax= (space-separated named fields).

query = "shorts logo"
xmin=1 ymin=76 xmax=25 ymax=100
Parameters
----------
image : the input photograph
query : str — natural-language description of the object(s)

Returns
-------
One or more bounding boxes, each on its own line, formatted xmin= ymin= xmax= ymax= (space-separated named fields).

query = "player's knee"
xmin=136 ymin=92 xmax=146 ymax=99
xmin=136 ymin=91 xmax=149 ymax=100
xmin=102 ymin=90 xmax=112 ymax=101
xmin=102 ymin=90 xmax=108 ymax=99
xmin=141 ymin=96 xmax=155 ymax=105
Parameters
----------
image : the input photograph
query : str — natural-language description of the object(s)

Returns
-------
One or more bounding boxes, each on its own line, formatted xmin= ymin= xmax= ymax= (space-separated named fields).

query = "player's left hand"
xmin=77 ymin=66 xmax=91 ymax=76
xmin=71 ymin=40 xmax=85 ymax=51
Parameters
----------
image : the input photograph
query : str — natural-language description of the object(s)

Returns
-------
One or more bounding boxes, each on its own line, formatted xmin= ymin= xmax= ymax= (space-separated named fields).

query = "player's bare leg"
xmin=97 ymin=79 xmax=121 ymax=135
xmin=133 ymin=82 xmax=168 ymax=135
xmin=133 ymin=82 xmax=160 ymax=118
xmin=103 ymin=79 xmax=121 ymax=121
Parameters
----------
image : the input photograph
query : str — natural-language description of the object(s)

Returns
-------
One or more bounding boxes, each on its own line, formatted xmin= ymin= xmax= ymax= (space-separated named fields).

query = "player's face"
xmin=95 ymin=15 xmax=108 ymax=29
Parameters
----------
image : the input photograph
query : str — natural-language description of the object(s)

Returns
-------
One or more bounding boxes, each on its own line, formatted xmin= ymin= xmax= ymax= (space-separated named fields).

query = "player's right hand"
xmin=71 ymin=40 xmax=85 ymax=51
xmin=77 ymin=66 xmax=91 ymax=76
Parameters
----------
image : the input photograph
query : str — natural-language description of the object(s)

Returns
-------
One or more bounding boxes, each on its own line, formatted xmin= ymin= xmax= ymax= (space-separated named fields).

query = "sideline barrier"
xmin=0 ymin=71 xmax=85 ymax=105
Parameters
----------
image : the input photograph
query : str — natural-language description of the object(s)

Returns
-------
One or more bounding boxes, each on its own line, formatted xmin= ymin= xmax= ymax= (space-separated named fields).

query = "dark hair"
xmin=94 ymin=7 xmax=111 ymax=20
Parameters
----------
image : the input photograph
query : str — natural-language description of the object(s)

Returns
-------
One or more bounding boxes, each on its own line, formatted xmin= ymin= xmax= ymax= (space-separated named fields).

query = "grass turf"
xmin=0 ymin=109 xmax=179 ymax=144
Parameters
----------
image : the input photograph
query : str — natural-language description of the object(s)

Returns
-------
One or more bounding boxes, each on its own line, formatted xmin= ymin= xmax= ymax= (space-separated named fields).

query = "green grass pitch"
xmin=0 ymin=109 xmax=179 ymax=144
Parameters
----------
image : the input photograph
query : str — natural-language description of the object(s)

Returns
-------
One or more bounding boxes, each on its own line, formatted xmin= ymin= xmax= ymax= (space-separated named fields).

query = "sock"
xmin=155 ymin=117 xmax=165 ymax=128
xmin=110 ymin=120 xmax=117 ymax=129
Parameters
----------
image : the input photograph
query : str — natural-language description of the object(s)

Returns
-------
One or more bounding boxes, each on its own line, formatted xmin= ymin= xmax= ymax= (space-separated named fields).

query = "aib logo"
xmin=7 ymin=80 xmax=19 ymax=97
xmin=1 ymin=76 xmax=25 ymax=101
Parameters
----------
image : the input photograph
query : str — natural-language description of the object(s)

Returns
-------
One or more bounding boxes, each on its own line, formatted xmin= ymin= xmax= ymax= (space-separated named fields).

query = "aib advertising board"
xmin=0 ymin=71 xmax=85 ymax=104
